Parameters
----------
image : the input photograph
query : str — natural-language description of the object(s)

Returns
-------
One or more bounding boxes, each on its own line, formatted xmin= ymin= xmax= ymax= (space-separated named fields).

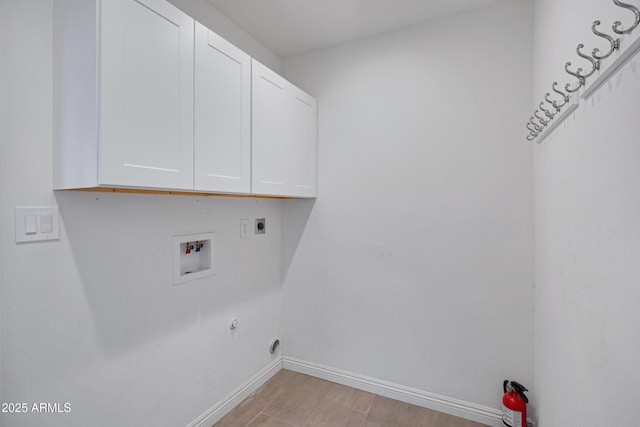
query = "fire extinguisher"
xmin=502 ymin=380 xmax=528 ymax=427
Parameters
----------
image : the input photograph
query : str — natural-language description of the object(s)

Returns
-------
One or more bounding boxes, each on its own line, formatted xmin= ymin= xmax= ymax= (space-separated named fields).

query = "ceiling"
xmin=207 ymin=0 xmax=508 ymax=58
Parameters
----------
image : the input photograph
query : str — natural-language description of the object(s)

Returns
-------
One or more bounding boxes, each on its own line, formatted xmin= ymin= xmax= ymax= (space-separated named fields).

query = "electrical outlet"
xmin=255 ymin=218 xmax=266 ymax=235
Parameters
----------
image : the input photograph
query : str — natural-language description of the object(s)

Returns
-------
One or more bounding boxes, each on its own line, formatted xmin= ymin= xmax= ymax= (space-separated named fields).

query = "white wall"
xmin=0 ymin=1 xmax=6 ymax=424
xmin=0 ymin=1 xmax=283 ymax=426
xmin=168 ymin=0 xmax=282 ymax=73
xmin=533 ymin=1 xmax=640 ymax=426
xmin=282 ymin=0 xmax=534 ymax=411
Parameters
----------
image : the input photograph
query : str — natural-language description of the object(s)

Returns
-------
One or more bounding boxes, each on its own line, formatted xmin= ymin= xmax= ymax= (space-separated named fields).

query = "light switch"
xmin=16 ymin=207 xmax=60 ymax=243
xmin=41 ymin=214 xmax=53 ymax=233
xmin=240 ymin=219 xmax=250 ymax=238
xmin=24 ymin=215 xmax=37 ymax=234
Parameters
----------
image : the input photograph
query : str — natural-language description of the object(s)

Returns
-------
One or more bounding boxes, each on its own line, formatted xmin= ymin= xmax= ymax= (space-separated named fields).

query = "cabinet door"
xmin=251 ymin=59 xmax=289 ymax=197
xmin=194 ymin=23 xmax=250 ymax=193
xmin=288 ymin=88 xmax=317 ymax=197
xmin=100 ymin=0 xmax=194 ymax=189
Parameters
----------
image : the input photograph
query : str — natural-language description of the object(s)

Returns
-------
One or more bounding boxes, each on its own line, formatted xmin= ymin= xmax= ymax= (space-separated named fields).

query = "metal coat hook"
xmin=539 ymin=101 xmax=556 ymax=119
xmin=565 ymin=43 xmax=600 ymax=93
xmin=529 ymin=117 xmax=542 ymax=132
xmin=534 ymin=110 xmax=549 ymax=126
xmin=551 ymin=82 xmax=570 ymax=109
xmin=544 ymin=93 xmax=560 ymax=114
xmin=612 ymin=0 xmax=640 ymax=35
xmin=565 ymin=64 xmax=585 ymax=93
xmin=526 ymin=122 xmax=539 ymax=135
xmin=526 ymin=134 xmax=536 ymax=141
xmin=570 ymin=44 xmax=600 ymax=78
xmin=544 ymin=92 xmax=564 ymax=116
xmin=544 ymin=93 xmax=557 ymax=109
xmin=592 ymin=20 xmax=620 ymax=60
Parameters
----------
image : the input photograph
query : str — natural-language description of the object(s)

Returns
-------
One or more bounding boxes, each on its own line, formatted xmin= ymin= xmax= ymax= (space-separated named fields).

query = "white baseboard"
xmin=186 ymin=358 xmax=283 ymax=427
xmin=187 ymin=356 xmax=503 ymax=427
xmin=282 ymin=357 xmax=503 ymax=427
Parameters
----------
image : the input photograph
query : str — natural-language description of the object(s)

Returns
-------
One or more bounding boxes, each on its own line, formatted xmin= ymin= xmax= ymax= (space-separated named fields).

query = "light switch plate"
xmin=40 ymin=214 xmax=54 ymax=233
xmin=240 ymin=219 xmax=250 ymax=238
xmin=15 ymin=207 xmax=60 ymax=243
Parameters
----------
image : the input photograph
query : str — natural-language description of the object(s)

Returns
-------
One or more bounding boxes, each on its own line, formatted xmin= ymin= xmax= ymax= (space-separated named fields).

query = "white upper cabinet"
xmin=54 ymin=0 xmax=316 ymax=198
xmin=54 ymin=0 xmax=195 ymax=190
xmin=289 ymin=88 xmax=317 ymax=198
xmin=251 ymin=60 xmax=317 ymax=198
xmin=100 ymin=0 xmax=194 ymax=189
xmin=251 ymin=60 xmax=289 ymax=197
xmin=194 ymin=22 xmax=251 ymax=194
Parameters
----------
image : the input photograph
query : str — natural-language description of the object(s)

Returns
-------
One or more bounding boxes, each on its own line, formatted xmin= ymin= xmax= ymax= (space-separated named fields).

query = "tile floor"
xmin=213 ymin=369 xmax=490 ymax=427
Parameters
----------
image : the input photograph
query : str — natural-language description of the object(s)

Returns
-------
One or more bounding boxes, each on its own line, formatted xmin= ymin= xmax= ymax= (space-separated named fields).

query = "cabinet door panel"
xmin=134 ymin=0 xmax=180 ymax=24
xmin=194 ymin=23 xmax=250 ymax=193
xmin=100 ymin=0 xmax=194 ymax=189
xmin=289 ymin=89 xmax=317 ymax=197
xmin=251 ymin=60 xmax=288 ymax=196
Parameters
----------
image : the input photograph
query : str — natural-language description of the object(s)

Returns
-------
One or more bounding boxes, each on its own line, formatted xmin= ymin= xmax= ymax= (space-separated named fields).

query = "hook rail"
xmin=525 ymin=0 xmax=640 ymax=142
xmin=581 ymin=35 xmax=640 ymax=100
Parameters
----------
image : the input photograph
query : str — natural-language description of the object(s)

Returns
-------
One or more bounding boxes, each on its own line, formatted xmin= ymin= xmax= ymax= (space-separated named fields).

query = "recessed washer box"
xmin=173 ymin=232 xmax=215 ymax=285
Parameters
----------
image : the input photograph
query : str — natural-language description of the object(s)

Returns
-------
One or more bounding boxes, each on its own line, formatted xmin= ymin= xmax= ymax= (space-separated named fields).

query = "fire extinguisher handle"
xmin=510 ymin=381 xmax=529 ymax=404
xmin=503 ymin=380 xmax=509 ymax=394
xmin=510 ymin=381 xmax=528 ymax=392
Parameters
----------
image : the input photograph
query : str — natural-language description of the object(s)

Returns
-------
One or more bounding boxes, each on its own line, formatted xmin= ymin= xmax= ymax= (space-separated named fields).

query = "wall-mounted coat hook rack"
xmin=524 ymin=0 xmax=640 ymax=142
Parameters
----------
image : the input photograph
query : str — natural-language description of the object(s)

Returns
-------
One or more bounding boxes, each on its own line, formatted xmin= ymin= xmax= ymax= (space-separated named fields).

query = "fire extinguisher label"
xmin=502 ymin=405 xmax=522 ymax=427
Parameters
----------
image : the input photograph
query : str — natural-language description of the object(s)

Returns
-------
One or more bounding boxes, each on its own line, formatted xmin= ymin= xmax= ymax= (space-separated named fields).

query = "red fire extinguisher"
xmin=502 ymin=380 xmax=528 ymax=427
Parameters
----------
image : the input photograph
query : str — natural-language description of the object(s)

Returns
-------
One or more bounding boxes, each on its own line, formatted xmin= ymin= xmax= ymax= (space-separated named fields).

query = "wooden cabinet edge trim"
xmin=60 ymin=187 xmax=304 ymax=200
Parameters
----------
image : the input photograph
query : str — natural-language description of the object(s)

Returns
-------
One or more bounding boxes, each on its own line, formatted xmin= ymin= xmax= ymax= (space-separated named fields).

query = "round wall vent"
xmin=269 ymin=339 xmax=280 ymax=354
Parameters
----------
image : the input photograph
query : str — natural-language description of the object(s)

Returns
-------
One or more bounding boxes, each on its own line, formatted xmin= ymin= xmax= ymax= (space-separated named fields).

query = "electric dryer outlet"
xmin=255 ymin=218 xmax=266 ymax=234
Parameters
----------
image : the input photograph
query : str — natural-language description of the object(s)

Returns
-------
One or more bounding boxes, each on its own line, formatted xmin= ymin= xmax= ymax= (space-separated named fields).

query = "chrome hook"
xmin=592 ymin=20 xmax=620 ymax=60
xmin=551 ymin=82 xmax=570 ymax=109
xmin=526 ymin=134 xmax=537 ymax=142
xmin=534 ymin=110 xmax=549 ymax=126
xmin=529 ymin=117 xmax=542 ymax=132
xmin=572 ymin=44 xmax=600 ymax=78
xmin=540 ymin=101 xmax=556 ymax=119
xmin=565 ymin=62 xmax=586 ymax=93
xmin=564 ymin=43 xmax=601 ymax=93
xmin=612 ymin=0 xmax=640 ymax=35
xmin=527 ymin=122 xmax=539 ymax=135
xmin=545 ymin=93 xmax=561 ymax=113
